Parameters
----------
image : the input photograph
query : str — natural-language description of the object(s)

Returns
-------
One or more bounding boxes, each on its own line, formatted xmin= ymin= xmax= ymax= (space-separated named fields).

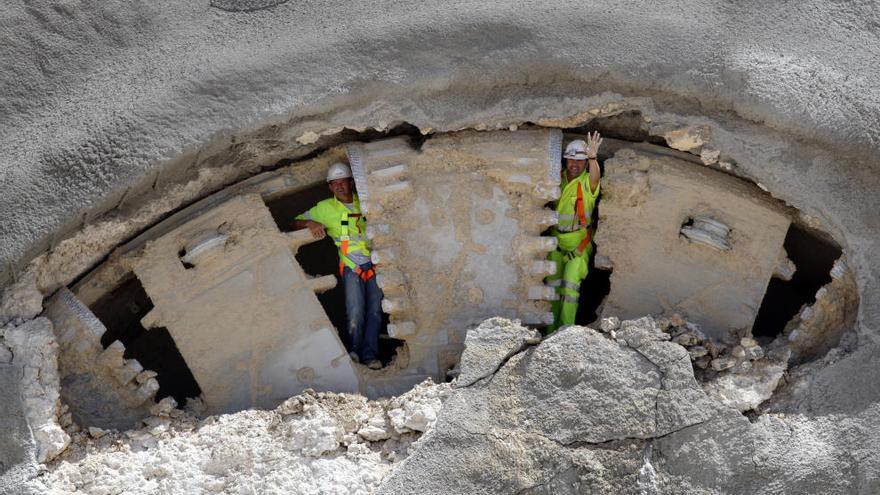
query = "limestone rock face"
xmin=1 ymin=318 xmax=69 ymax=463
xmin=0 ymin=273 xmax=43 ymax=327
xmin=703 ymin=361 xmax=786 ymax=412
xmin=379 ymin=317 xmax=880 ymax=495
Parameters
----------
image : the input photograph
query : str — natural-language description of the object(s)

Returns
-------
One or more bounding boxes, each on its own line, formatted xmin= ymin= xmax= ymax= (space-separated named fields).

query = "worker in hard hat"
xmin=545 ymin=132 xmax=603 ymax=333
xmin=293 ymin=162 xmax=383 ymax=370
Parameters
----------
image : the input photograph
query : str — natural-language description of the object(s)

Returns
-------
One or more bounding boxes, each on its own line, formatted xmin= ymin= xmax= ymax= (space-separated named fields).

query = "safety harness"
xmin=555 ymin=180 xmax=595 ymax=258
xmin=337 ymin=211 xmax=375 ymax=282
xmin=573 ymin=182 xmax=594 ymax=255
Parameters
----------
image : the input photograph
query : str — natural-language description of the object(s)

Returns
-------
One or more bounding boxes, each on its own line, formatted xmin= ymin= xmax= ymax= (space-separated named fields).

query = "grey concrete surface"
xmin=2 ymin=1 xmax=880 ymax=491
xmin=380 ymin=318 xmax=880 ymax=494
xmin=2 ymin=1 xmax=879 ymax=288
xmin=0 ymin=365 xmax=34 ymax=480
xmin=131 ymin=194 xmax=359 ymax=414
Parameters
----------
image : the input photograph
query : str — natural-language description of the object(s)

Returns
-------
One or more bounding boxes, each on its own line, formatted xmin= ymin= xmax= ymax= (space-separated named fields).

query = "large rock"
xmin=379 ymin=317 xmax=720 ymax=494
xmin=702 ymin=360 xmax=786 ymax=412
xmin=379 ymin=317 xmax=880 ymax=494
xmin=0 ymin=363 xmax=37 ymax=485
xmin=1 ymin=318 xmax=70 ymax=463
xmin=455 ymin=317 xmax=542 ymax=387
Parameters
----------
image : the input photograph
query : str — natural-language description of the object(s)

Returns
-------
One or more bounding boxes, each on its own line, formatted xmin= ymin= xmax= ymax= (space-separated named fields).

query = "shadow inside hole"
xmin=752 ymin=223 xmax=842 ymax=340
xmin=577 ymin=260 xmax=612 ymax=326
xmin=90 ymin=276 xmax=202 ymax=406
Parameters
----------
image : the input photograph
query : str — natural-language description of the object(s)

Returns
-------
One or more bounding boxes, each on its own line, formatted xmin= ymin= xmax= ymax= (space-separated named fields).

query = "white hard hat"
xmin=326 ymin=162 xmax=353 ymax=182
xmin=563 ymin=139 xmax=590 ymax=160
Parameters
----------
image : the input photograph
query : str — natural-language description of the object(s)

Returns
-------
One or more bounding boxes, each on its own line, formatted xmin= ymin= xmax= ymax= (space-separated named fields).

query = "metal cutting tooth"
xmin=594 ymin=255 xmax=613 ymax=270
xmin=528 ymin=285 xmax=558 ymax=301
xmin=537 ymin=210 xmax=560 ymax=228
xmin=113 ymin=359 xmax=144 ymax=385
xmin=309 ymin=275 xmax=337 ymax=294
xmin=371 ymin=248 xmax=395 ymax=264
xmin=535 ymin=184 xmax=561 ymax=201
xmin=286 ymin=229 xmax=325 ymax=253
xmin=366 ymin=223 xmax=392 ymax=240
xmin=381 ymin=298 xmax=408 ymax=315
xmin=519 ymin=237 xmax=557 ymax=257
xmin=530 ymin=260 xmax=557 ymax=276
xmin=387 ymin=321 xmax=417 ymax=338
xmin=376 ymin=269 xmax=406 ymax=292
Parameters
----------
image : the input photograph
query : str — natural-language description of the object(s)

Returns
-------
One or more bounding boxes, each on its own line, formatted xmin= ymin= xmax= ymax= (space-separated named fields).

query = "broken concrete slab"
xmin=1 ymin=318 xmax=69 ymax=463
xmin=703 ymin=360 xmax=786 ymax=412
xmin=455 ymin=317 xmax=541 ymax=388
xmin=379 ymin=317 xmax=721 ymax=494
xmin=381 ymin=315 xmax=880 ymax=494
xmin=0 ymin=364 xmax=35 ymax=479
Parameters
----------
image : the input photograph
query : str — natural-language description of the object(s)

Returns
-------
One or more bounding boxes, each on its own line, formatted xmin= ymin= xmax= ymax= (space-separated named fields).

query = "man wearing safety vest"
xmin=545 ymin=132 xmax=603 ymax=333
xmin=293 ymin=162 xmax=383 ymax=370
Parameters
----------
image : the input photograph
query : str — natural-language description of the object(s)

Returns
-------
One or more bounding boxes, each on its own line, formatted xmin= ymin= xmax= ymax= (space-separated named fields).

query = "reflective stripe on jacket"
xmin=295 ymin=194 xmax=371 ymax=270
xmin=553 ymin=171 xmax=600 ymax=252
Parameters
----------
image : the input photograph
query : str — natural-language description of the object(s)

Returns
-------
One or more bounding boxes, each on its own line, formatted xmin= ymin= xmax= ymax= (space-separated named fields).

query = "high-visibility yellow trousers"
xmin=545 ymin=244 xmax=592 ymax=333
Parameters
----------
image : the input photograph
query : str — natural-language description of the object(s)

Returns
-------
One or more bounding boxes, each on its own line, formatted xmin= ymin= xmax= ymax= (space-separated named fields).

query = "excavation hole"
xmin=566 ymin=110 xmax=664 ymax=144
xmin=378 ymin=335 xmax=406 ymax=366
xmin=751 ymin=223 xmax=842 ymax=340
xmin=90 ymin=276 xmax=202 ymax=405
xmin=577 ymin=263 xmax=612 ymax=326
xmin=265 ymin=183 xmax=401 ymax=366
xmin=267 ymin=122 xmax=428 ymax=171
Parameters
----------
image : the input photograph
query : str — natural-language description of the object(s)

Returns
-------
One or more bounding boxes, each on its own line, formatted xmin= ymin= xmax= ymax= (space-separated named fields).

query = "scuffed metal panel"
xmin=131 ymin=194 xmax=358 ymax=414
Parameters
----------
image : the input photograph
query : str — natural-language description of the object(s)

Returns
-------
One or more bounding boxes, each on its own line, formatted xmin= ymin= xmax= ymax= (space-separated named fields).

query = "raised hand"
xmin=585 ymin=131 xmax=602 ymax=159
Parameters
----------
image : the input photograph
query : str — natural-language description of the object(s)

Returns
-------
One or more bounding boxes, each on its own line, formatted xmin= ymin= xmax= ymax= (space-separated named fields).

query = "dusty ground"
xmin=26 ymin=381 xmax=449 ymax=495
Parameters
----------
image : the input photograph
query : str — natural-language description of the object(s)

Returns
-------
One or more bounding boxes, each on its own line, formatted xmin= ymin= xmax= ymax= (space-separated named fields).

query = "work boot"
xmin=367 ymin=360 xmax=382 ymax=370
xmin=349 ymin=351 xmax=360 ymax=364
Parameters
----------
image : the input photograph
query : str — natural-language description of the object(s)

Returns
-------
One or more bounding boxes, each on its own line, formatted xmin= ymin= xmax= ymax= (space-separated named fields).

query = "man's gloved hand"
xmin=585 ymin=131 xmax=603 ymax=159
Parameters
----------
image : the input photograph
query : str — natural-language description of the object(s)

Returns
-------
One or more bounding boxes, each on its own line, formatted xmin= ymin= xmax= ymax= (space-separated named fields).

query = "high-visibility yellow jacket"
xmin=553 ymin=171 xmax=600 ymax=253
xmin=296 ymin=194 xmax=371 ymax=270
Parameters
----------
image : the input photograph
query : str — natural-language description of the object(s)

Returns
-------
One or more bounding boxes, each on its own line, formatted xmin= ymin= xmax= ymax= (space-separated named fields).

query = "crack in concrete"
xmin=209 ymin=0 xmax=289 ymax=12
xmin=454 ymin=409 xmax=720 ymax=450
xmin=456 ymin=336 xmax=542 ymax=389
xmin=631 ymin=345 xmax=666 ymax=437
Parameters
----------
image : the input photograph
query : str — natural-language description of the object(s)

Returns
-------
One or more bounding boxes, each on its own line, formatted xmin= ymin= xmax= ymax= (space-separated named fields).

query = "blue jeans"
xmin=342 ymin=263 xmax=383 ymax=363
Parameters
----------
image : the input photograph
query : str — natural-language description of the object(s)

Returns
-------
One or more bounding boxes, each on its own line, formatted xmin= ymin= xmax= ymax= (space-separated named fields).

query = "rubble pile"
xmin=26 ymin=381 xmax=450 ymax=494
xmin=381 ymin=317 xmax=878 ymax=494
xmin=608 ymin=314 xmax=789 ymax=413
